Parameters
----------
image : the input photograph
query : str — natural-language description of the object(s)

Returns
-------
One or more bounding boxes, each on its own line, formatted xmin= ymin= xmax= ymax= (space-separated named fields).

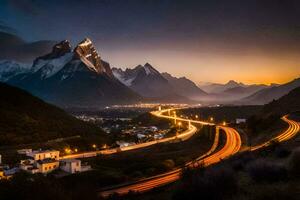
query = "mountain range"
xmin=241 ymin=78 xmax=300 ymax=105
xmin=0 ymin=34 xmax=299 ymax=107
xmin=7 ymin=38 xmax=141 ymax=107
xmin=112 ymin=64 xmax=207 ymax=101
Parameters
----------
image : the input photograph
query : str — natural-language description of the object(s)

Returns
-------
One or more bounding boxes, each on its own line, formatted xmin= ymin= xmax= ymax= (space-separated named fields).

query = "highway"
xmin=250 ymin=115 xmax=300 ymax=151
xmin=61 ymin=108 xmax=200 ymax=159
xmin=99 ymin=110 xmax=242 ymax=198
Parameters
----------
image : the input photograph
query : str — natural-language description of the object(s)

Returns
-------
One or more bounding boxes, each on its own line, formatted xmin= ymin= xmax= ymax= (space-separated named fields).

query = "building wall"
xmin=61 ymin=160 xmax=81 ymax=174
xmin=31 ymin=151 xmax=60 ymax=161
xmin=38 ymin=161 xmax=59 ymax=174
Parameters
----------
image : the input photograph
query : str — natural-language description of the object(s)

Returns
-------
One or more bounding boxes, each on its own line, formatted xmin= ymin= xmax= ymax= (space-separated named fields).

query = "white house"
xmin=236 ymin=118 xmax=247 ymax=124
xmin=60 ymin=159 xmax=81 ymax=174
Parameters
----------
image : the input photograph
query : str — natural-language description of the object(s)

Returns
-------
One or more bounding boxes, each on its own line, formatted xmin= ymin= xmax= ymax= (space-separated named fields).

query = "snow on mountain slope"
xmin=33 ymin=52 xmax=73 ymax=79
xmin=0 ymin=60 xmax=31 ymax=81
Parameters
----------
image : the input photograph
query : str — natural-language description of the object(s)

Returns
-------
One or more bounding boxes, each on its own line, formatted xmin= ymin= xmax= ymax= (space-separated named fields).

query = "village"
xmin=0 ymin=148 xmax=92 ymax=179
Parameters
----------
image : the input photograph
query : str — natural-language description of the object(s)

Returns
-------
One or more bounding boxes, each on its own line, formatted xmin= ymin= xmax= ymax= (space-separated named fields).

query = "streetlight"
xmin=178 ymin=122 xmax=182 ymax=129
xmin=64 ymin=148 xmax=71 ymax=154
xmin=92 ymin=144 xmax=97 ymax=149
xmin=222 ymin=121 xmax=226 ymax=126
xmin=210 ymin=117 xmax=214 ymax=122
xmin=195 ymin=115 xmax=199 ymax=119
xmin=74 ymin=148 xmax=78 ymax=153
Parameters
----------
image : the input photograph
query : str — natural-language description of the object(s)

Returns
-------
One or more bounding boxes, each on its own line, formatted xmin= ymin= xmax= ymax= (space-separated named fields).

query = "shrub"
xmin=162 ymin=159 xmax=175 ymax=170
xmin=173 ymin=165 xmax=237 ymax=200
xmin=288 ymin=147 xmax=300 ymax=178
xmin=246 ymin=159 xmax=287 ymax=182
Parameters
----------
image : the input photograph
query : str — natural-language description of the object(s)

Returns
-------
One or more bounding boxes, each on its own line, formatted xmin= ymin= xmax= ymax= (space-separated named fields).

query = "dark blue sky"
xmin=1 ymin=0 xmax=300 ymax=84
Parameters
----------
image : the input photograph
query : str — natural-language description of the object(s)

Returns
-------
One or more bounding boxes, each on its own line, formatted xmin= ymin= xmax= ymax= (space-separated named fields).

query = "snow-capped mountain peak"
xmin=142 ymin=63 xmax=160 ymax=75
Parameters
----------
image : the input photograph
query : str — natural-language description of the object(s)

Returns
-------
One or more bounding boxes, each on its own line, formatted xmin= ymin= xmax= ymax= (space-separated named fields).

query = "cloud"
xmin=8 ymin=0 xmax=40 ymax=16
xmin=0 ymin=20 xmax=17 ymax=34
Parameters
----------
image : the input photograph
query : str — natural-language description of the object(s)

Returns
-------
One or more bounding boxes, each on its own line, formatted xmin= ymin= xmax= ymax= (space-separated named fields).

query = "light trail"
xmin=99 ymin=109 xmax=242 ymax=198
xmin=250 ymin=115 xmax=300 ymax=151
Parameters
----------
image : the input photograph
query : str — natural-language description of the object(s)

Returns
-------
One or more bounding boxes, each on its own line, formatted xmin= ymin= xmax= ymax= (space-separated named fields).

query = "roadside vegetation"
xmin=115 ymin=135 xmax=300 ymax=200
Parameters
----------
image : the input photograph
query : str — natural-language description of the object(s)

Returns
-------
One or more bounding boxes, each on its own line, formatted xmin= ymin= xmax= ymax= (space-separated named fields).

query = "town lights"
xmin=210 ymin=117 xmax=214 ymax=122
xmin=195 ymin=115 xmax=199 ymax=119
xmin=223 ymin=121 xmax=226 ymax=126
xmin=74 ymin=148 xmax=78 ymax=153
xmin=92 ymin=144 xmax=97 ymax=149
xmin=64 ymin=148 xmax=71 ymax=154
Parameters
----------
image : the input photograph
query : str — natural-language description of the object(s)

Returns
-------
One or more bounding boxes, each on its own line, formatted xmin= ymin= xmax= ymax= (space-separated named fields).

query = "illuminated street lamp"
xmin=178 ymin=121 xmax=182 ymax=129
xmin=74 ymin=148 xmax=78 ymax=153
xmin=195 ymin=115 xmax=199 ymax=119
xmin=210 ymin=117 xmax=214 ymax=122
xmin=92 ymin=144 xmax=97 ymax=149
xmin=222 ymin=121 xmax=227 ymax=126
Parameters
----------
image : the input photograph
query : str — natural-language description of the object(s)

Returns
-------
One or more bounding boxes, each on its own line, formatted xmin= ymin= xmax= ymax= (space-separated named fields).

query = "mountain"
xmin=242 ymin=78 xmax=300 ymax=105
xmin=199 ymin=80 xmax=245 ymax=93
xmin=197 ymin=80 xmax=273 ymax=103
xmin=0 ymin=31 xmax=57 ymax=63
xmin=0 ymin=60 xmax=31 ymax=81
xmin=161 ymin=72 xmax=207 ymax=100
xmin=7 ymin=38 xmax=141 ymax=108
xmin=0 ymin=82 xmax=108 ymax=146
xmin=112 ymin=63 xmax=176 ymax=98
xmin=262 ymin=86 xmax=300 ymax=115
xmin=222 ymin=84 xmax=269 ymax=99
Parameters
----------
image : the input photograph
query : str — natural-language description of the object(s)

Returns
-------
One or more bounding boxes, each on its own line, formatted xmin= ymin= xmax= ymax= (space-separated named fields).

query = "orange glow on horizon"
xmin=103 ymin=48 xmax=300 ymax=85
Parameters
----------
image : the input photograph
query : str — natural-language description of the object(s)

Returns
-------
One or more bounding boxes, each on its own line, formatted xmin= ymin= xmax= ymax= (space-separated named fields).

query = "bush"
xmin=288 ymin=147 xmax=300 ymax=178
xmin=162 ymin=159 xmax=175 ymax=170
xmin=246 ymin=159 xmax=287 ymax=182
xmin=173 ymin=165 xmax=237 ymax=200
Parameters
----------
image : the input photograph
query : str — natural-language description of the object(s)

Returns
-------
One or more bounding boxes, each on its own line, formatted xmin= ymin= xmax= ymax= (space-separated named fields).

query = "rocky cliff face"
xmin=73 ymin=38 xmax=113 ymax=77
xmin=36 ymin=40 xmax=72 ymax=60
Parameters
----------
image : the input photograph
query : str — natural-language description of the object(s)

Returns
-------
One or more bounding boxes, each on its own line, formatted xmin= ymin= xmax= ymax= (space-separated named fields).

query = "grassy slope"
xmin=0 ymin=82 xmax=108 ymax=146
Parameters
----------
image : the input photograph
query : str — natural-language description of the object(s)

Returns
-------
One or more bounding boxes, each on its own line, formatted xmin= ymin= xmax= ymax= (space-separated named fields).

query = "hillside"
xmin=242 ymin=78 xmax=300 ymax=105
xmin=0 ymin=82 xmax=108 ymax=146
xmin=161 ymin=72 xmax=207 ymax=100
xmin=263 ymin=86 xmax=300 ymax=115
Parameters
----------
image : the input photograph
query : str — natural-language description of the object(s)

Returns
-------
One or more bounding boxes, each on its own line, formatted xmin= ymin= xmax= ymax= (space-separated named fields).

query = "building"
xmin=26 ymin=150 xmax=60 ymax=161
xmin=17 ymin=149 xmax=32 ymax=155
xmin=60 ymin=159 xmax=81 ymax=174
xmin=20 ymin=149 xmax=60 ymax=174
xmin=37 ymin=159 xmax=59 ymax=174
xmin=236 ymin=118 xmax=247 ymax=124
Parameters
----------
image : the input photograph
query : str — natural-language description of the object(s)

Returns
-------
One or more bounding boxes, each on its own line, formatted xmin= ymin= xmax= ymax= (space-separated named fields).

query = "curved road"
xmin=250 ymin=115 xmax=300 ymax=151
xmin=99 ymin=110 xmax=242 ymax=198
